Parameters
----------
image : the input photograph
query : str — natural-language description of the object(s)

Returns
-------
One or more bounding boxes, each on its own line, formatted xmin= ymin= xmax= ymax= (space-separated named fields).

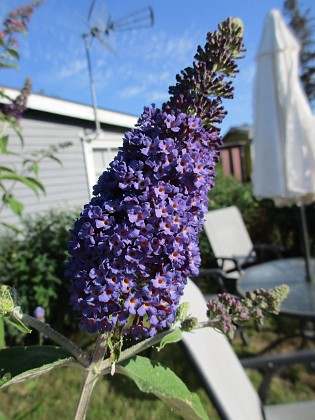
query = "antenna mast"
xmin=82 ymin=1 xmax=154 ymax=134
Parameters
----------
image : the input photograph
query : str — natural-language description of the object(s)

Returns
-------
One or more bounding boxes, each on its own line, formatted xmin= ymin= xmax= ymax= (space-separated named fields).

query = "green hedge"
xmin=0 ymin=209 xmax=80 ymax=344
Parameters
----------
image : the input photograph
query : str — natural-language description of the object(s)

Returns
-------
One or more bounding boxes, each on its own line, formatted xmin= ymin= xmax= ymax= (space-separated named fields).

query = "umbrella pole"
xmin=299 ymin=203 xmax=313 ymax=283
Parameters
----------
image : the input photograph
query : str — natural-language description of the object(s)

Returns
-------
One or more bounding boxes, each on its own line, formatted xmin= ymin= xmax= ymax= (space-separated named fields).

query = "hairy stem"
xmin=100 ymin=321 xmax=215 ymax=375
xmin=100 ymin=327 xmax=176 ymax=374
xmin=16 ymin=311 xmax=91 ymax=367
xmin=74 ymin=333 xmax=109 ymax=420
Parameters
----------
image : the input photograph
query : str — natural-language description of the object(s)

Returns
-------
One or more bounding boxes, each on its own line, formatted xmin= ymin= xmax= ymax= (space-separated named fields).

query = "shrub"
xmin=0 ymin=209 xmax=80 ymax=344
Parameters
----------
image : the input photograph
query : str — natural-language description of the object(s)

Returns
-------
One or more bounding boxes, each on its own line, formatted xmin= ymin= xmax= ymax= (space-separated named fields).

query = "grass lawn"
xmin=0 ymin=316 xmax=314 ymax=419
xmin=0 ymin=342 xmax=219 ymax=420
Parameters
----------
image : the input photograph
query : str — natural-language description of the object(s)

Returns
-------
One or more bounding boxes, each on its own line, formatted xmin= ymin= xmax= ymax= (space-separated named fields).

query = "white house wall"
xmin=1 ymin=116 xmax=91 ymax=228
xmin=0 ymin=88 xmax=138 ymax=230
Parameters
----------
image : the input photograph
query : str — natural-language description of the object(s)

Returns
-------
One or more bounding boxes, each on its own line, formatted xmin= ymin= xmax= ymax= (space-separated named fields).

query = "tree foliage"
xmin=283 ymin=0 xmax=315 ymax=107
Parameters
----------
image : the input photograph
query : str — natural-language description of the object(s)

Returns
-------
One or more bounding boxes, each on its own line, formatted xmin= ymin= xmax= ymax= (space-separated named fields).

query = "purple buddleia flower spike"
xmin=206 ymin=285 xmax=289 ymax=339
xmin=0 ymin=78 xmax=31 ymax=120
xmin=66 ymin=18 xmax=245 ymax=339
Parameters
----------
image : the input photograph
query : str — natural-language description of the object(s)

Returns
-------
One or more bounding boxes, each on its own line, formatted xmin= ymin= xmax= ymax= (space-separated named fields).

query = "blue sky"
xmin=0 ymin=0 xmax=314 ymax=135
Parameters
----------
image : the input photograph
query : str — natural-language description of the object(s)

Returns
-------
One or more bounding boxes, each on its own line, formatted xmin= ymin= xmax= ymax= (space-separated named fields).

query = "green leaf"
xmin=48 ymin=154 xmax=62 ymax=165
xmin=0 ymin=318 xmax=5 ymax=350
xmin=0 ymin=346 xmax=75 ymax=389
xmin=31 ymin=162 xmax=39 ymax=176
xmin=108 ymin=334 xmax=123 ymax=365
xmin=117 ymin=356 xmax=208 ymax=420
xmin=176 ymin=302 xmax=190 ymax=323
xmin=0 ymin=174 xmax=45 ymax=196
xmin=0 ymin=136 xmax=8 ymax=154
xmin=0 ymin=222 xmax=23 ymax=234
xmin=0 ymin=286 xmax=18 ymax=317
xmin=7 ymin=48 xmax=19 ymax=60
xmin=0 ymin=90 xmax=13 ymax=102
xmin=157 ymin=328 xmax=183 ymax=351
xmin=7 ymin=307 xmax=32 ymax=334
xmin=0 ymin=166 xmax=15 ymax=173
xmin=0 ymin=62 xmax=18 ymax=70
xmin=7 ymin=197 xmax=24 ymax=216
xmin=0 ymin=410 xmax=8 ymax=420
xmin=12 ymin=123 xmax=24 ymax=146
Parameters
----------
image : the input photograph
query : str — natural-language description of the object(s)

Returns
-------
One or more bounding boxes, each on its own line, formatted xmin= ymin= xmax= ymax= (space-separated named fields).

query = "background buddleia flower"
xmin=66 ymin=18 xmax=245 ymax=339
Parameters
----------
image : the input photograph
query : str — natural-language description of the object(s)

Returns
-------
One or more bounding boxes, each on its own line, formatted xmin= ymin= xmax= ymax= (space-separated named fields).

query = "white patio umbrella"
xmin=252 ymin=9 xmax=315 ymax=282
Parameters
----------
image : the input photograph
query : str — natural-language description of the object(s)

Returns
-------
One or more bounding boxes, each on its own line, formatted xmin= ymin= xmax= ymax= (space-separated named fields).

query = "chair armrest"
xmin=253 ymin=243 xmax=286 ymax=260
xmin=240 ymin=349 xmax=315 ymax=402
xmin=241 ymin=348 xmax=315 ymax=369
xmin=214 ymin=256 xmax=244 ymax=273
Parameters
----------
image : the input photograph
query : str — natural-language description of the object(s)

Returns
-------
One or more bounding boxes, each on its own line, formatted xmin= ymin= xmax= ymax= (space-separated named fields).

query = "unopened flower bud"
xmin=181 ymin=317 xmax=198 ymax=332
xmin=0 ymin=285 xmax=18 ymax=317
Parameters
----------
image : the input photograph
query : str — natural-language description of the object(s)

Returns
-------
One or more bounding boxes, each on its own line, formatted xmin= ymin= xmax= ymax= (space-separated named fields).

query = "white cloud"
xmin=59 ymin=59 xmax=87 ymax=78
xmin=120 ymin=85 xmax=145 ymax=98
xmin=148 ymin=90 xmax=169 ymax=102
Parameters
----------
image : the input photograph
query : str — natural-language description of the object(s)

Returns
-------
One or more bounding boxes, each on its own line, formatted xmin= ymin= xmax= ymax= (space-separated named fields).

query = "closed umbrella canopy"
xmin=252 ymin=9 xmax=315 ymax=282
xmin=252 ymin=9 xmax=315 ymax=207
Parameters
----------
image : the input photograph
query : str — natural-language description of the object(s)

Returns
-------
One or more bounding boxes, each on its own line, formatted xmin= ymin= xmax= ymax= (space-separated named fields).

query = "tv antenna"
xmin=82 ymin=0 xmax=154 ymax=134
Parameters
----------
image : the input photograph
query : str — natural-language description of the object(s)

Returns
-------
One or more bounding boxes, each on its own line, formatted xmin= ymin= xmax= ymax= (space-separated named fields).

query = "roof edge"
xmin=1 ymin=87 xmax=137 ymax=129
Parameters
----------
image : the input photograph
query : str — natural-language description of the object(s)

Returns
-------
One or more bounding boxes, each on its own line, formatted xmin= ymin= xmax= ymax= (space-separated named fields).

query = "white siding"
xmin=0 ymin=116 xmax=90 ymax=227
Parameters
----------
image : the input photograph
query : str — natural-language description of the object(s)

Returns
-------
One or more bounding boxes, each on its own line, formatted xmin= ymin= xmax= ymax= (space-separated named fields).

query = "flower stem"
xmin=16 ymin=311 xmax=91 ymax=367
xmin=100 ymin=327 xmax=176 ymax=374
xmin=74 ymin=333 xmax=109 ymax=420
xmin=99 ymin=322 xmax=213 ymax=375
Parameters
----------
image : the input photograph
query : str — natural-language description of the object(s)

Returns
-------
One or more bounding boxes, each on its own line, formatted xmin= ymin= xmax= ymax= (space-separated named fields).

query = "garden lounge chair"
xmin=180 ymin=279 xmax=315 ymax=420
xmin=202 ymin=206 xmax=283 ymax=278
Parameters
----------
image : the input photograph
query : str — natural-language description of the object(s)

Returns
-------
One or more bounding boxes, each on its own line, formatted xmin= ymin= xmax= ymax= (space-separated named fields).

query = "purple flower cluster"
xmin=207 ymin=294 xmax=250 ymax=338
xmin=206 ymin=285 xmax=289 ymax=339
xmin=67 ymin=107 xmax=221 ymax=338
xmin=0 ymin=1 xmax=42 ymax=57
xmin=0 ymin=78 xmax=31 ymax=120
xmin=66 ymin=18 xmax=245 ymax=339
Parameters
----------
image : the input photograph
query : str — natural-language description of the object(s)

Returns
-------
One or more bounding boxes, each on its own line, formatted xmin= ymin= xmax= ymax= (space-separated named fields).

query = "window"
xmin=82 ymin=131 xmax=124 ymax=195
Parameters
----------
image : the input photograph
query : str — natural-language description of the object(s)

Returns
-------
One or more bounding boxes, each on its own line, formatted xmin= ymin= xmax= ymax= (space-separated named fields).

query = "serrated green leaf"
xmin=117 ymin=356 xmax=208 ymax=420
xmin=0 ymin=346 xmax=75 ymax=389
xmin=157 ymin=328 xmax=183 ymax=351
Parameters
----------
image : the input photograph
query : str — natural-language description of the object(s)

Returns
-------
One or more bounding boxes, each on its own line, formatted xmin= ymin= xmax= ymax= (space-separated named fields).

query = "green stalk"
xmin=74 ymin=333 xmax=109 ymax=420
xmin=99 ymin=327 xmax=176 ymax=374
xmin=14 ymin=311 xmax=91 ymax=367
